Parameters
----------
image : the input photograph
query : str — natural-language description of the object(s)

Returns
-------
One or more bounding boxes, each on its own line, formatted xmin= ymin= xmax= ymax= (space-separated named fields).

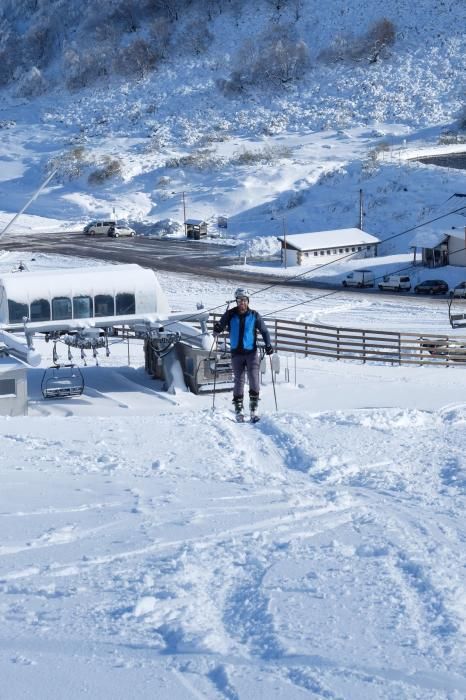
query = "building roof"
xmin=276 ymin=228 xmax=380 ymax=251
xmin=185 ymin=219 xmax=206 ymax=226
xmin=410 ymin=229 xmax=449 ymax=248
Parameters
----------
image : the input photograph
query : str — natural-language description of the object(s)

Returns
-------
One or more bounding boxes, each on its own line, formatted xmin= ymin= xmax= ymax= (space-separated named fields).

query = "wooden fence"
xmin=208 ymin=315 xmax=466 ymax=367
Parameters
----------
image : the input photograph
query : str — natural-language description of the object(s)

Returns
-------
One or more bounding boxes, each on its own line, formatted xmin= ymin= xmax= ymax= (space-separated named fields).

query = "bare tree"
xmin=114 ymin=38 xmax=159 ymax=79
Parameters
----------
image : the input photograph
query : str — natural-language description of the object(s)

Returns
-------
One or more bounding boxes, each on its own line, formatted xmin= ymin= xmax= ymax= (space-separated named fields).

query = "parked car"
xmin=449 ymin=281 xmax=466 ymax=298
xmin=378 ymin=275 xmax=411 ymax=292
xmin=342 ymin=269 xmax=375 ymax=288
xmin=107 ymin=224 xmax=135 ymax=238
xmin=414 ymin=279 xmax=449 ymax=295
xmin=420 ymin=337 xmax=466 ymax=361
xmin=83 ymin=220 xmax=116 ymax=236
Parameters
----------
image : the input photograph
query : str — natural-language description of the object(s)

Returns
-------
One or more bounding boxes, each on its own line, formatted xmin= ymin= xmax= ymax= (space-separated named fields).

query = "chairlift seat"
xmin=41 ymin=364 xmax=84 ymax=399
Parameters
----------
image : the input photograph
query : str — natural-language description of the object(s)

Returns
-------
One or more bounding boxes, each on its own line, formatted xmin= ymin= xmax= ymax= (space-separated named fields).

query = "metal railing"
xmin=208 ymin=315 xmax=466 ymax=367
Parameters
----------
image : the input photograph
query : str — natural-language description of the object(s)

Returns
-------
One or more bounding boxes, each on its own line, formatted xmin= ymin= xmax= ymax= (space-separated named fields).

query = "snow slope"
xmin=0 ymin=254 xmax=465 ymax=698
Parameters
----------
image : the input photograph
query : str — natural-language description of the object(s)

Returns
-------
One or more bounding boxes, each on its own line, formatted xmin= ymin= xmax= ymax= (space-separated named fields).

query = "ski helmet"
xmin=234 ymin=287 xmax=249 ymax=301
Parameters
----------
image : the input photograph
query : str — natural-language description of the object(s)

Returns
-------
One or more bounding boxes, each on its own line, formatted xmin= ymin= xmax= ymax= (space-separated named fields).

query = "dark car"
xmin=414 ymin=279 xmax=449 ymax=295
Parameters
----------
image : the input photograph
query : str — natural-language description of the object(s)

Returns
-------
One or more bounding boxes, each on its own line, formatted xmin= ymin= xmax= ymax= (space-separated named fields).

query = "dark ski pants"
xmin=232 ymin=352 xmax=260 ymax=399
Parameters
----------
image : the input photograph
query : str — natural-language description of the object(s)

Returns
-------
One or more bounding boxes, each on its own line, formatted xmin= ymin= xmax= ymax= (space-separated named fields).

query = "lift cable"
xmin=159 ymin=203 xmax=466 ymax=329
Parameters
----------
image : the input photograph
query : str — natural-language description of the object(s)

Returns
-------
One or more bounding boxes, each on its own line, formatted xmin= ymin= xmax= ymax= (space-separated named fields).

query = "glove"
xmin=213 ymin=322 xmax=222 ymax=335
xmin=265 ymin=345 xmax=274 ymax=355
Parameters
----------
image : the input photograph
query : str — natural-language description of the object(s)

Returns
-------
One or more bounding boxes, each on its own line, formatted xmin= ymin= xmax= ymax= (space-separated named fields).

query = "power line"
xmin=160 ymin=203 xmax=466 ymax=329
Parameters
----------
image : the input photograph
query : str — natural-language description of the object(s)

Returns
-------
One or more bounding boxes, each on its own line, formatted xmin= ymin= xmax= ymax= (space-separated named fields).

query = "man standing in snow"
xmin=213 ymin=288 xmax=273 ymax=421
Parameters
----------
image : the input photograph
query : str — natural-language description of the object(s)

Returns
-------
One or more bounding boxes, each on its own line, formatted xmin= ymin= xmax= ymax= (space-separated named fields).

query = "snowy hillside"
xmin=0 ymin=0 xmax=464 ymax=259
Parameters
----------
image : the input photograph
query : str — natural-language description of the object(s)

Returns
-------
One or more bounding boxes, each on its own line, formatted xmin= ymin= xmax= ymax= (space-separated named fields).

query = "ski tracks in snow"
xmin=1 ymin=406 xmax=466 ymax=697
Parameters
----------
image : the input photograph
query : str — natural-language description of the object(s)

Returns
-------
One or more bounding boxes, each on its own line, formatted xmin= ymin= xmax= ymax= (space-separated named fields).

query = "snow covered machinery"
xmin=143 ymin=315 xmax=233 ymax=394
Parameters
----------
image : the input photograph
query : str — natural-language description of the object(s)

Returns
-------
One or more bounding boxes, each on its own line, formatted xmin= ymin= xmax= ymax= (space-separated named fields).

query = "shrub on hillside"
xmin=219 ymin=23 xmax=309 ymax=93
xmin=64 ymin=47 xmax=109 ymax=90
xmin=15 ymin=66 xmax=48 ymax=98
xmin=165 ymin=148 xmax=224 ymax=170
xmin=179 ymin=19 xmax=214 ymax=55
xmin=49 ymin=146 xmax=90 ymax=182
xmin=114 ymin=38 xmax=159 ymax=78
xmin=232 ymin=144 xmax=293 ymax=165
xmin=239 ymin=24 xmax=309 ymax=87
xmin=88 ymin=157 xmax=123 ymax=185
xmin=318 ymin=17 xmax=396 ymax=64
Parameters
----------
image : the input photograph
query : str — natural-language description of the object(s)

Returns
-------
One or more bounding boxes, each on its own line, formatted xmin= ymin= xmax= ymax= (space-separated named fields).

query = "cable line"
xmin=160 ymin=203 xmax=466 ymax=329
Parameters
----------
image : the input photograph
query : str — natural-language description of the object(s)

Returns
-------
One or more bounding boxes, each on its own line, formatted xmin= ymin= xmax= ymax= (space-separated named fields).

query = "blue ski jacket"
xmin=214 ymin=307 xmax=271 ymax=355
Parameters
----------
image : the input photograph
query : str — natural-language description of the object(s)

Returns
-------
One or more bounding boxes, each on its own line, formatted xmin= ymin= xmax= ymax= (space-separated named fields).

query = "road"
xmin=1 ymin=231 xmax=331 ymax=289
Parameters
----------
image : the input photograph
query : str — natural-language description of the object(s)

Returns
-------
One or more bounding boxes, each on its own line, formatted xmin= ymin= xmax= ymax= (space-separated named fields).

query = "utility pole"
xmin=359 ymin=189 xmax=364 ymax=229
xmin=282 ymin=217 xmax=287 ymax=269
xmin=182 ymin=191 xmax=187 ymax=236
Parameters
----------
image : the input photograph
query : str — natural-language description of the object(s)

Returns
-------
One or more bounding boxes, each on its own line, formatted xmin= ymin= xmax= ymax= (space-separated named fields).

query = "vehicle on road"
xmin=342 ymin=269 xmax=374 ymax=288
xmin=414 ymin=279 xmax=448 ymax=295
xmin=378 ymin=274 xmax=411 ymax=291
xmin=107 ymin=224 xmax=135 ymax=238
xmin=449 ymin=281 xmax=466 ymax=298
xmin=84 ymin=220 xmax=116 ymax=236
xmin=420 ymin=337 xmax=466 ymax=361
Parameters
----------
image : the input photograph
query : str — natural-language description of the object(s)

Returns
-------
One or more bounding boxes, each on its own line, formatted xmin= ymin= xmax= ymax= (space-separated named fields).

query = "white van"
xmin=83 ymin=220 xmax=116 ymax=236
xmin=342 ymin=269 xmax=375 ymax=288
xmin=378 ymin=274 xmax=411 ymax=291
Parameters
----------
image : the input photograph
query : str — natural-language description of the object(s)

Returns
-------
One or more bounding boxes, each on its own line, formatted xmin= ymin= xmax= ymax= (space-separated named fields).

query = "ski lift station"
xmin=0 ymin=263 xmax=232 ymax=410
xmin=0 ymin=354 xmax=27 ymax=416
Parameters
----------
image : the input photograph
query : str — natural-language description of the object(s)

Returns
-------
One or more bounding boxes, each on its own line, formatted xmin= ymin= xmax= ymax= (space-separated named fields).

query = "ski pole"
xmin=269 ymin=354 xmax=278 ymax=411
xmin=211 ymin=336 xmax=218 ymax=411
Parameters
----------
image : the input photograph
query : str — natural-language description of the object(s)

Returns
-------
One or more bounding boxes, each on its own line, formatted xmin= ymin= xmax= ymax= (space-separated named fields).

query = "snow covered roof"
xmin=410 ymin=229 xmax=450 ymax=248
xmin=0 ymin=264 xmax=170 ymax=314
xmin=276 ymin=228 xmax=380 ymax=251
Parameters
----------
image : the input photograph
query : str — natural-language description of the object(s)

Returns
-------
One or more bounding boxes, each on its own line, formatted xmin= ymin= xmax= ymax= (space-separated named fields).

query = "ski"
xmin=250 ymin=415 xmax=260 ymax=423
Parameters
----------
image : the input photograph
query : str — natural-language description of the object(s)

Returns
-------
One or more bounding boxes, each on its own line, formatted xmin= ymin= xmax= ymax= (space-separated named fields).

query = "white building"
xmin=410 ymin=224 xmax=466 ymax=268
xmin=0 ymin=355 xmax=27 ymax=416
xmin=277 ymin=228 xmax=380 ymax=267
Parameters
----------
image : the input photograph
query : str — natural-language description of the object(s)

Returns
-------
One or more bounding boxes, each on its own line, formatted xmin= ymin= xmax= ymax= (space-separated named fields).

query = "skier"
xmin=213 ymin=288 xmax=273 ymax=421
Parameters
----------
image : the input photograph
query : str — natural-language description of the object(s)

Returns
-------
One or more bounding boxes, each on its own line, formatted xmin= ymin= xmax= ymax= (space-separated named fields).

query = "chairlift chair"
xmin=41 ymin=364 xmax=85 ymax=399
xmin=448 ymin=292 xmax=466 ymax=328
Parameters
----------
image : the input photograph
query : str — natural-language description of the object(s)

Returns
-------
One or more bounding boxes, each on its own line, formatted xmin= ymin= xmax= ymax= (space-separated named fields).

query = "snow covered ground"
xmin=0 ymin=1 xmax=466 ymax=695
xmin=1 ymin=253 xmax=466 ymax=698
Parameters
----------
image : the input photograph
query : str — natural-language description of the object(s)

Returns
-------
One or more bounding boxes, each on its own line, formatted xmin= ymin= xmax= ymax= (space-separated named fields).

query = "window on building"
xmin=8 ymin=300 xmax=29 ymax=323
xmin=320 ymin=250 xmax=325 ymax=255
xmin=357 ymin=246 xmax=362 ymax=251
xmin=314 ymin=251 xmax=318 ymax=256
xmin=366 ymin=245 xmax=371 ymax=250
xmin=116 ymin=293 xmax=135 ymax=315
xmin=332 ymin=249 xmax=337 ymax=254
xmin=339 ymin=249 xmax=343 ymax=253
xmin=327 ymin=250 xmax=331 ymax=255
xmin=95 ymin=294 xmax=114 ymax=317
xmin=0 ymin=378 xmax=16 ymax=396
xmin=30 ymin=299 xmax=50 ymax=322
xmin=52 ymin=297 xmax=72 ymax=320
xmin=345 ymin=248 xmax=349 ymax=253
xmin=73 ymin=296 xmax=93 ymax=319
xmin=351 ymin=247 xmax=356 ymax=252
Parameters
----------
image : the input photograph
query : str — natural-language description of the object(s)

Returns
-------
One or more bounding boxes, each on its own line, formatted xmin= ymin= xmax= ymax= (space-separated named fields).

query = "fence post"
xmin=274 ymin=319 xmax=278 ymax=352
xmin=398 ymin=333 xmax=401 ymax=365
xmin=337 ymin=327 xmax=340 ymax=360
xmin=362 ymin=329 xmax=366 ymax=363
